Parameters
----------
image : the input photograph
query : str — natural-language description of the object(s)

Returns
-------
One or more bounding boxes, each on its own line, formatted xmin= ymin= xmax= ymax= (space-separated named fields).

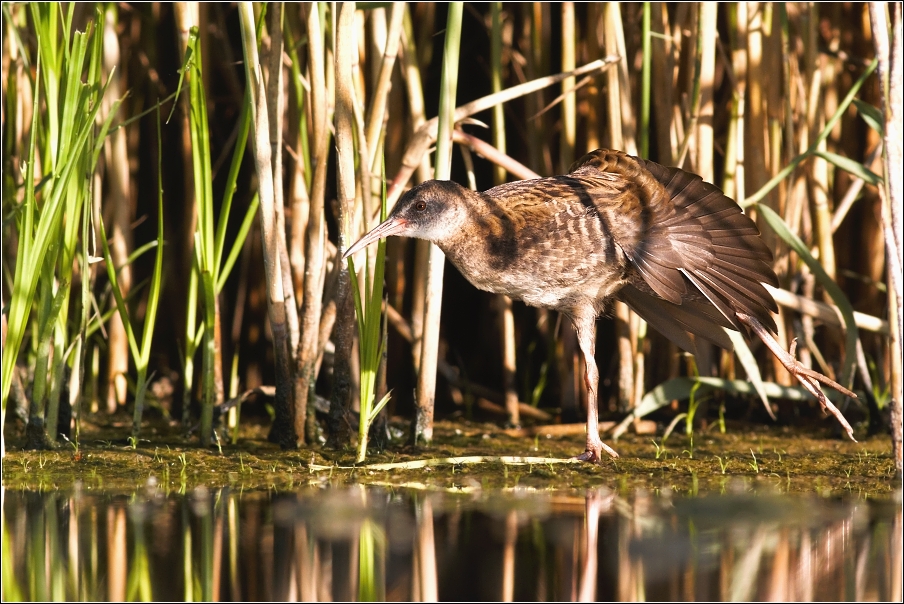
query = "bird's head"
xmin=343 ymin=180 xmax=473 ymax=259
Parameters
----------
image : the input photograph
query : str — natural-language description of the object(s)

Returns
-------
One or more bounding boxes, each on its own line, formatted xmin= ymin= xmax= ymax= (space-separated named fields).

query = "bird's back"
xmin=443 ymin=149 xmax=779 ymax=355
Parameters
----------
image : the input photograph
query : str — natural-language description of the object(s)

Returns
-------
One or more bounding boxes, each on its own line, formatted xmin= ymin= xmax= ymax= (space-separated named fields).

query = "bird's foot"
xmin=737 ymin=313 xmax=858 ymax=441
xmin=779 ymin=339 xmax=857 ymax=441
xmin=574 ymin=435 xmax=619 ymax=464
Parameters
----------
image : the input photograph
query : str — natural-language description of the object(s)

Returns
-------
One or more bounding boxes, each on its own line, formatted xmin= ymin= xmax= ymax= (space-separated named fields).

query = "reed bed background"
xmin=1 ymin=3 xmax=901 ymax=471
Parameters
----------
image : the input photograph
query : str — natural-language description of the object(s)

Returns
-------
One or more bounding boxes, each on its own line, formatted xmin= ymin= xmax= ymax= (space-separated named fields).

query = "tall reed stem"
xmin=413 ymin=2 xmax=463 ymax=444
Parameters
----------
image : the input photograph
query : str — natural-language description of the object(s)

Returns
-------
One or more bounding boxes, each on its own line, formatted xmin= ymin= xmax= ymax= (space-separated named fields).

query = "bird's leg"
xmin=736 ymin=312 xmax=857 ymax=441
xmin=571 ymin=311 xmax=620 ymax=463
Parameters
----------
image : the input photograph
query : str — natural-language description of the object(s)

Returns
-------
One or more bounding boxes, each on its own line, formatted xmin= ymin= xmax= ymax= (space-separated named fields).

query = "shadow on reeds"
xmin=2 ymin=485 xmax=901 ymax=601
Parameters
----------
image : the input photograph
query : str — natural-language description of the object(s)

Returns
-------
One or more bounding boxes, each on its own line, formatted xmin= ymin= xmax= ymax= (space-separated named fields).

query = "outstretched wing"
xmin=570 ymin=149 xmax=779 ymax=352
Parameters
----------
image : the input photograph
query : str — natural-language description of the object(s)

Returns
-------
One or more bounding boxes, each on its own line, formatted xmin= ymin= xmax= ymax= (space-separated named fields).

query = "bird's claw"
xmin=574 ymin=437 xmax=619 ymax=464
xmin=737 ymin=312 xmax=857 ymax=442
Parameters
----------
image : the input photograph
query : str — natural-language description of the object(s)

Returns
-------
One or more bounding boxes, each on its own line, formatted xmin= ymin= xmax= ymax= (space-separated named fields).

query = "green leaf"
xmin=368 ymin=391 xmax=393 ymax=424
xmin=727 ymin=329 xmax=775 ymax=420
xmin=633 ymin=376 xmax=816 ymax=421
xmin=852 ymin=98 xmax=884 ymax=136
xmin=814 ymin=149 xmax=882 ymax=185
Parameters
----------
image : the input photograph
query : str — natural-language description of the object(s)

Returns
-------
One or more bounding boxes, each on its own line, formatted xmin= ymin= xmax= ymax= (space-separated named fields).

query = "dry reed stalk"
xmin=367 ymin=10 xmax=386 ymax=97
xmin=451 ymin=130 xmax=539 ymax=180
xmin=296 ymin=3 xmax=330 ymax=445
xmin=267 ymin=4 xmax=303 ymax=444
xmin=674 ymin=4 xmax=700 ymax=170
xmin=697 ymin=2 xmax=716 ymax=182
xmin=365 ymin=3 xmax=404 ymax=172
xmin=491 ymin=3 xmax=520 ymax=427
xmin=585 ymin=3 xmax=602 ymax=151
xmin=382 ymin=58 xmax=617 ymax=227
xmin=650 ymin=2 xmax=676 ymax=164
xmin=329 ymin=1 xmax=357 ymax=449
xmin=765 ymin=5 xmax=785 ymax=214
xmin=746 ymin=3 xmax=770 ymax=225
xmin=724 ymin=3 xmax=747 ymax=202
xmin=669 ymin=4 xmax=690 ymax=159
xmin=560 ymin=2 xmax=576 ymax=171
xmin=498 ymin=293 xmax=520 ymax=426
xmin=784 ymin=18 xmax=808 ymax=246
xmin=797 ymin=6 xmax=822 ymax=374
xmin=637 ymin=3 xmax=650 ymax=158
xmin=602 ymin=2 xmax=639 ymax=412
xmin=805 ymin=7 xmax=836 ymax=282
xmin=687 ymin=3 xmax=718 ymax=379
xmin=601 ymin=5 xmax=621 ymax=152
xmin=613 ymin=302 xmax=634 ymax=412
xmin=526 ymin=3 xmax=552 ymax=175
xmin=103 ymin=6 xmax=132 ymax=414
xmin=399 ymin=6 xmax=432 ymax=373
xmin=285 ymin=9 xmax=312 ymax=297
xmin=606 ymin=3 xmax=636 ymax=156
xmin=747 ymin=4 xmax=791 ymax=385
xmin=869 ymin=1 xmax=903 ymax=477
xmin=491 ymin=2 xmax=509 ymax=184
xmin=779 ymin=7 xmax=809 ymax=387
xmin=408 ymin=242 xmax=430 ymax=373
xmin=412 ymin=3 xmax=463 ymax=445
xmin=238 ymin=2 xmax=294 ymax=447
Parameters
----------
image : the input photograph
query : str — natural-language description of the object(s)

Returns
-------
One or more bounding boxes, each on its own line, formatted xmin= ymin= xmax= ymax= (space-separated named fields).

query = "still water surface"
xmin=3 ymin=484 xmax=901 ymax=601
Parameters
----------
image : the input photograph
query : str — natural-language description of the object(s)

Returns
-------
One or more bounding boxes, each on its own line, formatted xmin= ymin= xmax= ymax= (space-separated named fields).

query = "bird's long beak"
xmin=342 ymin=216 xmax=410 ymax=260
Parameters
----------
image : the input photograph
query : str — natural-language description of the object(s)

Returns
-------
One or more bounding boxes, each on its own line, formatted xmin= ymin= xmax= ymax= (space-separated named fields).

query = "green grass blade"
xmin=85 ymin=277 xmax=154 ymax=339
xmin=2 ymin=25 xmax=115 ymax=416
xmin=216 ymin=193 xmax=260 ymax=293
xmin=166 ymin=34 xmax=194 ymax=123
xmin=743 ymin=58 xmax=878 ymax=208
xmin=1 ymin=52 xmax=42 ymax=414
xmin=214 ymin=88 xmax=252 ymax=274
xmin=814 ymin=149 xmax=882 ymax=185
xmin=368 ymin=391 xmax=392 ymax=425
xmin=852 ymin=98 xmax=884 ymax=135
xmin=139 ymin=108 xmax=166 ymax=363
xmin=97 ymin=212 xmax=141 ymax=363
xmin=355 ymin=156 xmax=391 ymax=463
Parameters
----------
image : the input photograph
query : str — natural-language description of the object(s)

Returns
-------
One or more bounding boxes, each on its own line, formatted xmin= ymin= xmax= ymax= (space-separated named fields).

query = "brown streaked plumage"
xmin=344 ymin=149 xmax=856 ymax=463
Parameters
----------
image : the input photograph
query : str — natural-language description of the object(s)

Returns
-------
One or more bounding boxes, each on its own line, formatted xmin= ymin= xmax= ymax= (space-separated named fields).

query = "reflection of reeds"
xmin=1 ymin=4 xmax=899 ymax=465
xmin=3 ymin=487 xmax=901 ymax=601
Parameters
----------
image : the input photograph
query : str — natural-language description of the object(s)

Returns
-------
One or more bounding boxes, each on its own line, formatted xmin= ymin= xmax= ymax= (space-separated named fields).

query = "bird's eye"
xmin=415 ymin=200 xmax=427 ymax=211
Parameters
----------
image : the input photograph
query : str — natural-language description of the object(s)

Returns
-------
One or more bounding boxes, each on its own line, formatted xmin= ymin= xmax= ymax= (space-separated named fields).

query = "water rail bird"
xmin=344 ymin=149 xmax=856 ymax=463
